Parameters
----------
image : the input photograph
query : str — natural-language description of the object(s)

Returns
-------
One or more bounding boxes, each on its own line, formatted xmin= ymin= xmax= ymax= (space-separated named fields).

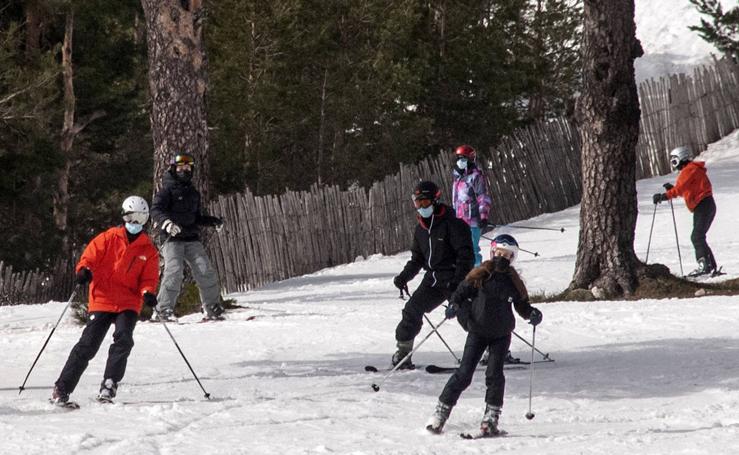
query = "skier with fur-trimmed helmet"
xmin=452 ymin=144 xmax=492 ymax=266
xmin=150 ymin=152 xmax=226 ymax=322
xmin=390 ymin=180 xmax=474 ymax=369
xmin=652 ymin=145 xmax=717 ymax=276
xmin=426 ymin=234 xmax=542 ymax=437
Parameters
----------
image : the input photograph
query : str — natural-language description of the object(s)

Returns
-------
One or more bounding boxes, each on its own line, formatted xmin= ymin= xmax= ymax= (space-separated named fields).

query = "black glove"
xmin=528 ymin=307 xmax=542 ymax=326
xmin=75 ymin=267 xmax=92 ymax=285
xmin=214 ymin=217 xmax=224 ymax=232
xmin=393 ymin=275 xmax=407 ymax=291
xmin=480 ymin=219 xmax=493 ymax=234
xmin=652 ymin=193 xmax=667 ymax=205
xmin=662 ymin=183 xmax=674 ymax=190
xmin=143 ymin=291 xmax=157 ymax=308
xmin=445 ymin=303 xmax=459 ymax=319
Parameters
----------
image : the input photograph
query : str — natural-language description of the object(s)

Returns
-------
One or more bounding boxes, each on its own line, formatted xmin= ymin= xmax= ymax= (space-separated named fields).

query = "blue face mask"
xmin=417 ymin=206 xmax=434 ymax=218
xmin=456 ymin=158 xmax=468 ymax=170
xmin=125 ymin=222 xmax=143 ymax=234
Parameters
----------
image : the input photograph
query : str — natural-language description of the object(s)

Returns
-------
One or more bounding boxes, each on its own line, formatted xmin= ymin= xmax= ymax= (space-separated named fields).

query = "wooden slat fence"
xmin=4 ymin=60 xmax=739 ymax=302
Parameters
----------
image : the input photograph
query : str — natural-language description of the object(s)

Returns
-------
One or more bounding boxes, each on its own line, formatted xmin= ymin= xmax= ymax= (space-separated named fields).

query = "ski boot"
xmin=51 ymin=384 xmax=70 ymax=406
xmin=201 ymin=304 xmax=226 ymax=322
xmin=151 ymin=308 xmax=177 ymax=323
xmin=504 ymin=351 xmax=521 ymax=364
xmin=425 ymin=401 xmax=453 ymax=434
xmin=688 ymin=257 xmax=714 ymax=277
xmin=97 ymin=378 xmax=117 ymax=403
xmin=479 ymin=404 xmax=502 ymax=437
xmin=392 ymin=340 xmax=415 ymax=370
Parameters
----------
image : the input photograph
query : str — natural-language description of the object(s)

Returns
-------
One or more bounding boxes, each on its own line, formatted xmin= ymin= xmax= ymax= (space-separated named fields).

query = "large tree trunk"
xmin=570 ymin=0 xmax=644 ymax=297
xmin=141 ymin=0 xmax=210 ymax=200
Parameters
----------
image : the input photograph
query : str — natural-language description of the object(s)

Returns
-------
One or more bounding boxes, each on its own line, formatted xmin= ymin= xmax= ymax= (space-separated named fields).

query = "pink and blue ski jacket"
xmin=452 ymin=166 xmax=492 ymax=227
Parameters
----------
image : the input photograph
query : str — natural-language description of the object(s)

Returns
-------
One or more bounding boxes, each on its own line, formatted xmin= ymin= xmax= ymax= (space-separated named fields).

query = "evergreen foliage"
xmin=1 ymin=0 xmax=581 ymax=273
xmin=688 ymin=0 xmax=739 ymax=61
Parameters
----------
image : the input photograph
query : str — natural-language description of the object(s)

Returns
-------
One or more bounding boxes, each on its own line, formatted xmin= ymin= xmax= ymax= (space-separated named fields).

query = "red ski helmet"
xmin=454 ymin=144 xmax=476 ymax=161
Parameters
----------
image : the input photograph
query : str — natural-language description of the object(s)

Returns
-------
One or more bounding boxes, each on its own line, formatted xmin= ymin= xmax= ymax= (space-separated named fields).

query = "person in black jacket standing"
xmin=391 ymin=180 xmax=474 ymax=369
xmin=425 ymin=234 xmax=542 ymax=437
xmin=150 ymin=153 xmax=225 ymax=322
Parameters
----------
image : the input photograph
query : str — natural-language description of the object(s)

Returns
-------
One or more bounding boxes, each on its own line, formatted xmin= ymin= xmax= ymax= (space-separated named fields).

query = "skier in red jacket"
xmin=652 ymin=146 xmax=717 ymax=276
xmin=51 ymin=196 xmax=160 ymax=407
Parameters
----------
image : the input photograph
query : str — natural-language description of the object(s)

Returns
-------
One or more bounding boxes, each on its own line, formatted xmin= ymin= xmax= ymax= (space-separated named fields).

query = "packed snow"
xmin=635 ymin=0 xmax=736 ymax=82
xmin=2 ymin=130 xmax=738 ymax=454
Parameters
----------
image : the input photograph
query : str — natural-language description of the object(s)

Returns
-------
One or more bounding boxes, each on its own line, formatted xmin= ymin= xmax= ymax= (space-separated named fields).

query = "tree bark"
xmin=570 ymin=0 xmax=644 ymax=297
xmin=141 ymin=0 xmax=210 ymax=200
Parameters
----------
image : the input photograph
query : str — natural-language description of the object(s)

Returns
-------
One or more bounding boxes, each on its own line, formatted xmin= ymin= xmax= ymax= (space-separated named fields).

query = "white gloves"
xmin=162 ymin=219 xmax=182 ymax=237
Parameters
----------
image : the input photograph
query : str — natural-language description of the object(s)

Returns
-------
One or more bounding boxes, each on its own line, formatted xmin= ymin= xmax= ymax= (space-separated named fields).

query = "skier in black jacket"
xmin=426 ymin=234 xmax=542 ymax=437
xmin=150 ymin=153 xmax=225 ymax=322
xmin=391 ymin=180 xmax=474 ymax=368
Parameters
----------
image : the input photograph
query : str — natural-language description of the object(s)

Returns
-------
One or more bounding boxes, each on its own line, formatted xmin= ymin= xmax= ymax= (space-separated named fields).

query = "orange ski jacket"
xmin=76 ymin=226 xmax=159 ymax=314
xmin=665 ymin=161 xmax=712 ymax=212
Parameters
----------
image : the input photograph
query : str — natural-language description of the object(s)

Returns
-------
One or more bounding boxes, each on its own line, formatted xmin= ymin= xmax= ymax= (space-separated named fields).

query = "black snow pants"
xmin=439 ymin=332 xmax=511 ymax=408
xmin=55 ymin=310 xmax=137 ymax=393
xmin=395 ymin=281 xmax=452 ymax=343
xmin=691 ymin=195 xmax=716 ymax=269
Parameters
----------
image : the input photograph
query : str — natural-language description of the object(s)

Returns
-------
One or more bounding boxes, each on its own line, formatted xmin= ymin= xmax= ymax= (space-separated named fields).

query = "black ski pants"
xmin=395 ymin=281 xmax=452 ymax=343
xmin=439 ymin=332 xmax=511 ymax=408
xmin=691 ymin=195 xmax=716 ymax=268
xmin=56 ymin=310 xmax=137 ymax=394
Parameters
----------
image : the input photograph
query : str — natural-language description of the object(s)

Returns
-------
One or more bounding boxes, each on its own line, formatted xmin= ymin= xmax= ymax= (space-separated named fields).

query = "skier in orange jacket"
xmin=652 ymin=146 xmax=717 ymax=276
xmin=51 ymin=196 xmax=159 ymax=407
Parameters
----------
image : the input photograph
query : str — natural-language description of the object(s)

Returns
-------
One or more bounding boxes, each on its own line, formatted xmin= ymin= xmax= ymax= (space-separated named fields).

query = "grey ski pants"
xmin=156 ymin=240 xmax=221 ymax=314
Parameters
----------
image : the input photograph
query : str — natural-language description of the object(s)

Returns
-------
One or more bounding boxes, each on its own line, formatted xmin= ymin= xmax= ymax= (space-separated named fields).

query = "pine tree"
xmin=688 ymin=0 xmax=738 ymax=61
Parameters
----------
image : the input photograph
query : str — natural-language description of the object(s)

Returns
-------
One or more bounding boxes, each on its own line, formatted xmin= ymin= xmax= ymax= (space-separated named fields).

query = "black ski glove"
xmin=393 ymin=275 xmax=407 ymax=291
xmin=652 ymin=193 xmax=667 ymax=205
xmin=528 ymin=308 xmax=542 ymax=326
xmin=445 ymin=303 xmax=459 ymax=319
xmin=143 ymin=291 xmax=157 ymax=308
xmin=75 ymin=267 xmax=92 ymax=285
xmin=662 ymin=183 xmax=674 ymax=190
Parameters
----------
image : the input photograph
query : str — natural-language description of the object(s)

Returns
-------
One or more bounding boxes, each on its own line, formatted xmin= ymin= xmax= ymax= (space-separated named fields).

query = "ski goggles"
xmin=670 ymin=156 xmax=680 ymax=168
xmin=412 ymin=197 xmax=434 ymax=209
xmin=122 ymin=211 xmax=149 ymax=225
xmin=173 ymin=154 xmax=195 ymax=166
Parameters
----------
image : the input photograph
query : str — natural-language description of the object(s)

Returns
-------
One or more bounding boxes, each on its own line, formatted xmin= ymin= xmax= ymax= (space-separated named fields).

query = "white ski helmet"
xmin=669 ymin=146 xmax=692 ymax=169
xmin=121 ymin=195 xmax=149 ymax=225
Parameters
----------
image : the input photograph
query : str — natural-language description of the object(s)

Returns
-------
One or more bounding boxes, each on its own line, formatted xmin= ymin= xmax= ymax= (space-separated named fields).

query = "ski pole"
xmin=19 ymin=284 xmax=80 ymax=395
xmin=512 ymin=330 xmax=552 ymax=361
xmin=645 ymin=202 xmax=658 ymax=263
xmin=424 ymin=314 xmax=460 ymax=364
xmin=371 ymin=317 xmax=448 ymax=392
xmin=481 ymin=234 xmax=540 ymax=257
xmin=487 ymin=223 xmax=565 ymax=233
xmin=668 ymin=199 xmax=684 ymax=276
xmin=525 ymin=325 xmax=537 ymax=420
xmin=155 ymin=309 xmax=211 ymax=399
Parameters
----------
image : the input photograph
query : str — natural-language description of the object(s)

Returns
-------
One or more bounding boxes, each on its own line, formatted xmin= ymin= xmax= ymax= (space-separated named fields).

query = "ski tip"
xmin=364 ymin=365 xmax=378 ymax=372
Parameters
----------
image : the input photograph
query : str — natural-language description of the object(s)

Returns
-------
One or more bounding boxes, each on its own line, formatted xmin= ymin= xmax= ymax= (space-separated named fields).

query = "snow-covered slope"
xmin=1 ymin=130 xmax=738 ymax=454
xmin=635 ymin=0 xmax=735 ymax=82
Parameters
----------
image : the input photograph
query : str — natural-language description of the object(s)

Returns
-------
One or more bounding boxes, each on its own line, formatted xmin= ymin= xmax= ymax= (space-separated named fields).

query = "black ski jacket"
xmin=451 ymin=271 xmax=535 ymax=338
xmin=150 ymin=171 xmax=220 ymax=242
xmin=397 ymin=204 xmax=474 ymax=289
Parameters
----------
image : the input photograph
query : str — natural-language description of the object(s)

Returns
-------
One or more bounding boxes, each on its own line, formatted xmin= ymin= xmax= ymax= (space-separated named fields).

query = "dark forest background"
xmin=1 ymin=0 xmax=734 ymax=275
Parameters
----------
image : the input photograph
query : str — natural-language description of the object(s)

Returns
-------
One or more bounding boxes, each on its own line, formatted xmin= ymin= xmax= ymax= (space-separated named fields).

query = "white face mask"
xmin=125 ymin=222 xmax=143 ymax=234
xmin=456 ymin=158 xmax=468 ymax=170
xmin=417 ymin=206 xmax=434 ymax=218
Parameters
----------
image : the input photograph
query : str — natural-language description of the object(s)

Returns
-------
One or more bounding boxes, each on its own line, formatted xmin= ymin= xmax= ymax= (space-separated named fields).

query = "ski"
xmin=425 ymin=364 xmax=528 ymax=374
xmin=49 ymin=399 xmax=80 ymax=410
xmin=460 ymin=430 xmax=507 ymax=440
xmin=364 ymin=364 xmax=419 ymax=373
xmin=685 ymin=266 xmax=726 ymax=280
xmin=96 ymin=396 xmax=114 ymax=404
